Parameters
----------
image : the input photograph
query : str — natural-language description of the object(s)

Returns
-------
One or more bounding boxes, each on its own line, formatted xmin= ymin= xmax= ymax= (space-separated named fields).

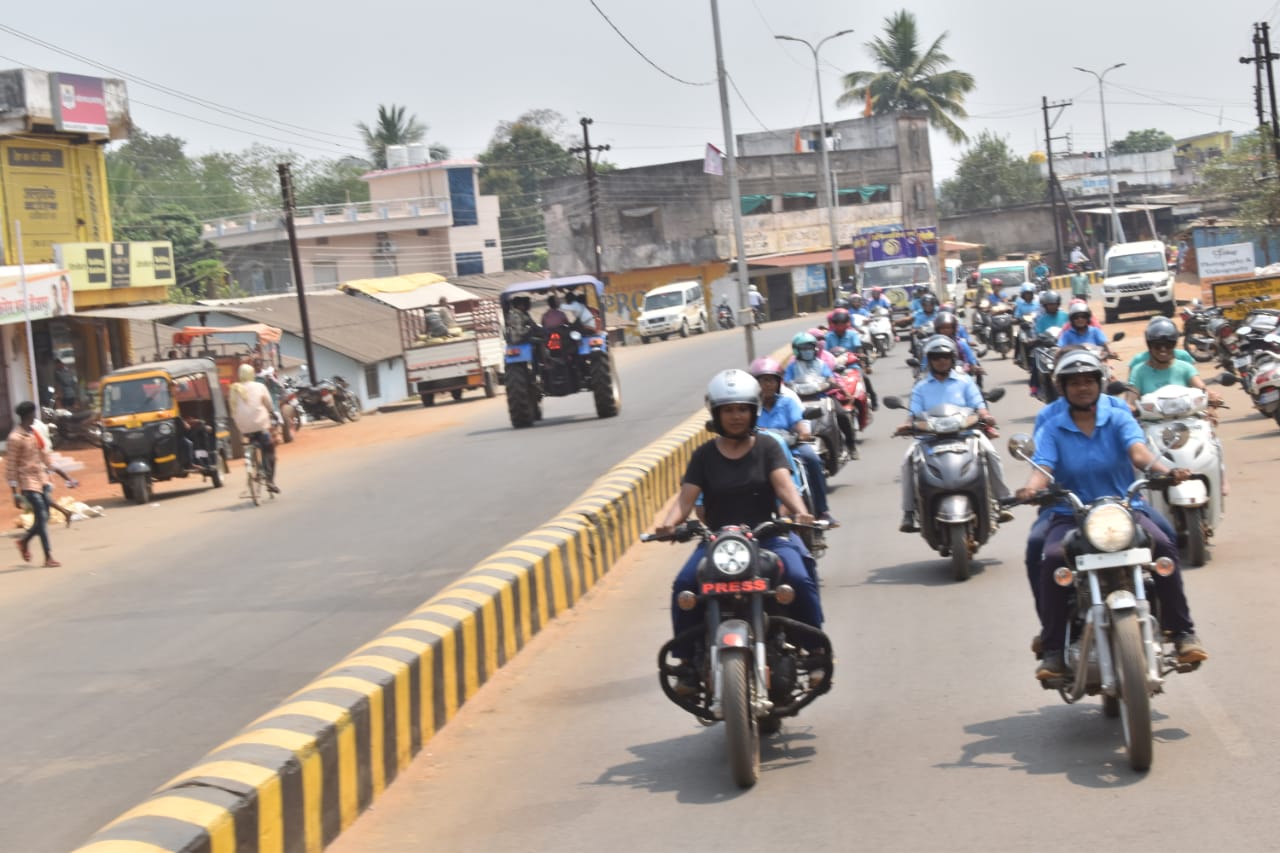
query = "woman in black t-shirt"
xmin=655 ymin=369 xmax=823 ymax=655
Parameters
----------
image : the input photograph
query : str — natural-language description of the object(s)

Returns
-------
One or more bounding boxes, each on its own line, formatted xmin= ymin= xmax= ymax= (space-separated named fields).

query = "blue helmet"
xmin=792 ymin=332 xmax=818 ymax=362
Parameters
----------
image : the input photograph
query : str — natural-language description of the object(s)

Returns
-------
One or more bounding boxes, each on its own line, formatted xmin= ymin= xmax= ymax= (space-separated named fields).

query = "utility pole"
xmin=277 ymin=163 xmax=318 ymax=385
xmin=569 ymin=117 xmax=611 ymax=328
xmin=1041 ymin=96 xmax=1072 ymax=273
xmin=1262 ymin=23 xmax=1280 ymax=164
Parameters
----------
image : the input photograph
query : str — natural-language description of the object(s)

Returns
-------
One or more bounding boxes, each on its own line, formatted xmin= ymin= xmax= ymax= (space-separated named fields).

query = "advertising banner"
xmin=54 ymin=241 xmax=175 ymax=291
xmin=51 ymin=73 xmax=110 ymax=135
xmin=792 ymin=264 xmax=828 ymax=295
xmin=1198 ymin=241 xmax=1256 ymax=284
xmin=0 ymin=267 xmax=74 ymax=325
xmin=852 ymin=225 xmax=939 ymax=264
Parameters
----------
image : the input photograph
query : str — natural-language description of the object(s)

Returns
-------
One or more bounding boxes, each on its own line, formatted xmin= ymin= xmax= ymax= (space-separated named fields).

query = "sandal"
xmin=42 ymin=559 xmax=61 ymax=568
xmin=16 ymin=539 xmax=30 ymax=563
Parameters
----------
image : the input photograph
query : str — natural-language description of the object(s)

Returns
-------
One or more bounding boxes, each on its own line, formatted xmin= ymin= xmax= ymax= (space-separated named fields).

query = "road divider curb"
xmin=74 ymin=409 xmax=711 ymax=853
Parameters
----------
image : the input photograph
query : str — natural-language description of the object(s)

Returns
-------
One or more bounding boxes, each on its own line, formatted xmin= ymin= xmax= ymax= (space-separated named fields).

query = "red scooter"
xmin=828 ymin=350 xmax=872 ymax=432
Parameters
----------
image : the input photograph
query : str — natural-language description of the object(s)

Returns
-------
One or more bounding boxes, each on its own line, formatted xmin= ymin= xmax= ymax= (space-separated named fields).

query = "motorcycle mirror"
xmin=1007 ymin=433 xmax=1035 ymax=461
xmin=802 ymin=406 xmax=824 ymax=420
xmin=1192 ymin=298 xmax=1202 ymax=308
xmin=882 ymin=396 xmax=905 ymax=410
xmin=1105 ymin=380 xmax=1131 ymax=396
xmin=985 ymin=387 xmax=1006 ymax=403
xmin=1112 ymin=331 xmax=1126 ymax=342
xmin=1217 ymin=372 xmax=1239 ymax=387
xmin=905 ymin=357 xmax=920 ymax=368
xmin=1237 ymin=325 xmax=1254 ymax=337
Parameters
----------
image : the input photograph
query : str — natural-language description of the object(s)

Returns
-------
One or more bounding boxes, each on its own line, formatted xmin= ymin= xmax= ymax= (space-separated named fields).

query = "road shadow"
xmin=588 ymin=726 xmax=816 ymax=803
xmin=466 ymin=414 xmax=600 ymax=437
xmin=936 ymin=704 xmax=1186 ymax=787
xmin=1231 ymin=428 xmax=1280 ymax=440
xmin=857 ymin=556 xmax=994 ymax=587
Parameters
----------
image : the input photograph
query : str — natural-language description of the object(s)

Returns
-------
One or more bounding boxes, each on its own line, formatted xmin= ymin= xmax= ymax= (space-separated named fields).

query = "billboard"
xmin=51 ymin=73 xmax=110 ymax=135
xmin=852 ymin=225 xmax=939 ymax=264
xmin=0 ymin=266 xmax=75 ymax=325
xmin=54 ymin=241 xmax=175 ymax=290
xmin=0 ymin=139 xmax=111 ymax=264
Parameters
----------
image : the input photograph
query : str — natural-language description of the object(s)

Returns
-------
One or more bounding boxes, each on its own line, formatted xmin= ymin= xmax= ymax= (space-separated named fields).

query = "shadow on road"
xmin=937 ymin=705 xmax=1186 ymax=787
xmin=589 ymin=726 xmax=816 ymax=803
xmin=857 ymin=557 xmax=994 ymax=587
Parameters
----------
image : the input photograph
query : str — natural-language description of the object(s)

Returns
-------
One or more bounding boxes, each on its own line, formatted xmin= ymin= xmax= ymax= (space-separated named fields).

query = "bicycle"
xmin=243 ymin=436 xmax=273 ymax=506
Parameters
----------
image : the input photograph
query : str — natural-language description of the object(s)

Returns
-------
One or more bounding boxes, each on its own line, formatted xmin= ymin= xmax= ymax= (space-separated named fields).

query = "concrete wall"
xmin=940 ymin=203 xmax=1056 ymax=258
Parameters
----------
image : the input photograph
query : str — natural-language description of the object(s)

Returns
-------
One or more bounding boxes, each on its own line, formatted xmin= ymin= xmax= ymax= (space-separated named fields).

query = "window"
xmin=364 ymin=364 xmax=380 ymax=399
xmin=455 ymin=251 xmax=484 ymax=276
xmin=484 ymin=238 xmax=497 ymax=248
xmin=781 ymin=192 xmax=817 ymax=212
xmin=416 ymin=228 xmax=430 ymax=236
xmin=312 ymin=261 xmax=339 ymax=285
xmin=913 ymin=183 xmax=925 ymax=212
xmin=448 ymin=168 xmax=478 ymax=226
xmin=315 ymin=236 xmax=329 ymax=246
xmin=620 ymin=206 xmax=660 ymax=241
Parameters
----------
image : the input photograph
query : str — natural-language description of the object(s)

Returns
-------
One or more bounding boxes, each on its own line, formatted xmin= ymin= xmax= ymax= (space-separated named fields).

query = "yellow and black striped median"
xmin=74 ymin=410 xmax=710 ymax=853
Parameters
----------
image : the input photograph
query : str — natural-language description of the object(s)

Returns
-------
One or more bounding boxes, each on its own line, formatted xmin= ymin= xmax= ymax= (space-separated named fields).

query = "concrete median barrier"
xmin=73 ymin=410 xmax=711 ymax=853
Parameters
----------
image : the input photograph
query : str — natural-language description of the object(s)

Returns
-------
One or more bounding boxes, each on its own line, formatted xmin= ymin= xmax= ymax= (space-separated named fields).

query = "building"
xmin=203 ymin=147 xmax=504 ymax=296
xmin=541 ymin=113 xmax=936 ymax=320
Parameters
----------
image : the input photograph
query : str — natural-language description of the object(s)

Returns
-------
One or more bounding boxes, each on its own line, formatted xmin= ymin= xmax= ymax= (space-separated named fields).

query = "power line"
xmin=588 ymin=0 xmax=715 ymax=86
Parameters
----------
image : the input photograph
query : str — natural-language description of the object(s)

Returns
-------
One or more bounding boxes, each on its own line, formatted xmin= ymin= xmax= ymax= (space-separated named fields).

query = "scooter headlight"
xmin=709 ymin=535 xmax=752 ymax=576
xmin=1083 ymin=503 xmax=1136 ymax=552
xmin=101 ymin=431 xmax=114 ymax=445
xmin=1161 ymin=422 xmax=1190 ymax=450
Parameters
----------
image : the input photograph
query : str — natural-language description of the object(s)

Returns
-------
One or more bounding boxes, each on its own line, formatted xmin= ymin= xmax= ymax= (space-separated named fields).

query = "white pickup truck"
xmin=400 ymin=298 xmax=504 ymax=406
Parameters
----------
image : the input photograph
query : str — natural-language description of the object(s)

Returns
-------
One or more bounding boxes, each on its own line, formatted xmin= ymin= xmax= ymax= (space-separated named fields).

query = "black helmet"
xmin=933 ymin=310 xmax=958 ymax=335
xmin=1145 ymin=316 xmax=1180 ymax=346
xmin=1040 ymin=290 xmax=1062 ymax=310
xmin=1053 ymin=346 xmax=1104 ymax=388
xmin=920 ymin=292 xmax=938 ymax=310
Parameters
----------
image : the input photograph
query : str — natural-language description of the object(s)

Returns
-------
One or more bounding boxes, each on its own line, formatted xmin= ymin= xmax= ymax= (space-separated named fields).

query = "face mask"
xmin=797 ymin=348 xmax=816 ymax=362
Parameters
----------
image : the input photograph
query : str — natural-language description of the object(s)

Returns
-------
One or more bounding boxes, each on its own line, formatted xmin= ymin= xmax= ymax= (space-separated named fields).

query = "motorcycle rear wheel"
xmin=721 ymin=649 xmax=760 ymax=788
xmin=1113 ymin=611 xmax=1154 ymax=771
xmin=949 ymin=524 xmax=971 ymax=581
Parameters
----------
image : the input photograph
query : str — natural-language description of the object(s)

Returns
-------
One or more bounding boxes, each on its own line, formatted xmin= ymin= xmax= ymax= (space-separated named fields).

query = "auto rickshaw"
xmin=98 ymin=358 xmax=232 ymax=504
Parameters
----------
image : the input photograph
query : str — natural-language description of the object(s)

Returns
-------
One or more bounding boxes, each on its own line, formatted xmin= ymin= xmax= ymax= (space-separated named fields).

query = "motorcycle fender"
xmin=1166 ymin=479 xmax=1208 ymax=507
xmin=125 ymin=460 xmax=151 ymax=475
xmin=714 ymin=619 xmax=752 ymax=651
xmin=934 ymin=494 xmax=974 ymax=523
xmin=504 ymin=342 xmax=534 ymax=364
xmin=1106 ymin=589 xmax=1138 ymax=612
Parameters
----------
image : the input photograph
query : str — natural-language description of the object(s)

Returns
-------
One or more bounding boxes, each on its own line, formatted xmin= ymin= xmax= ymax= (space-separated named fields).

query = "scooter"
xmin=716 ymin=301 xmax=735 ymax=329
xmin=867 ymin=307 xmax=894 ymax=357
xmin=791 ymin=376 xmax=846 ymax=476
xmin=1135 ymin=384 xmax=1227 ymax=567
xmin=987 ymin=304 xmax=1015 ymax=359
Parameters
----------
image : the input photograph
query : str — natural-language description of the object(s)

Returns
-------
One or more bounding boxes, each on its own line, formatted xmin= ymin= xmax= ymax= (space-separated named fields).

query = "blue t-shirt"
xmin=1058 ymin=325 xmax=1107 ymax=347
xmin=1035 ymin=311 xmax=1069 ymax=335
xmin=1129 ymin=359 xmax=1200 ymax=396
xmin=757 ymin=394 xmax=805 ymax=431
xmin=825 ymin=329 xmax=861 ymax=352
xmin=784 ymin=360 xmax=833 ymax=384
xmin=849 ymin=306 xmax=871 ymax=317
xmin=909 ymin=371 xmax=985 ymax=416
xmin=1014 ymin=299 xmax=1039 ymax=318
xmin=867 ymin=297 xmax=892 ymax=311
xmin=1032 ymin=397 xmax=1146 ymax=515
xmin=913 ymin=309 xmax=940 ymax=328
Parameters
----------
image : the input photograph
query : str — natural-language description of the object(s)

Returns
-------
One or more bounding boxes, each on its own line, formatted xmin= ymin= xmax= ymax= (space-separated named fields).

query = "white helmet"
xmin=705 ymin=369 xmax=760 ymax=435
xmin=749 ymin=284 xmax=759 ymax=293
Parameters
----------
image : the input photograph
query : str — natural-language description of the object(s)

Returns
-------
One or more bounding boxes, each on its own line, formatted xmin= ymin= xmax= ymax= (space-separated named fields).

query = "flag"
xmin=703 ymin=142 xmax=724 ymax=176
xmin=794 ymin=130 xmax=805 ymax=153
xmin=863 ymin=87 xmax=873 ymax=118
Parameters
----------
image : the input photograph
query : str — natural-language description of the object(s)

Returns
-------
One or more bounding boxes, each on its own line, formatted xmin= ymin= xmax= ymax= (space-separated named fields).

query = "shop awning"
xmin=71 ymin=303 xmax=206 ymax=322
xmin=749 ymin=248 xmax=856 ymax=268
xmin=173 ymin=324 xmax=283 ymax=345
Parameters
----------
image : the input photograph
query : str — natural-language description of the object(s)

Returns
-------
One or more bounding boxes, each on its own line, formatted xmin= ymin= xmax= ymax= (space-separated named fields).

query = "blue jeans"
xmin=670 ymin=533 xmax=822 ymax=656
xmin=792 ymin=443 xmax=829 ymax=516
xmin=21 ymin=489 xmax=50 ymax=559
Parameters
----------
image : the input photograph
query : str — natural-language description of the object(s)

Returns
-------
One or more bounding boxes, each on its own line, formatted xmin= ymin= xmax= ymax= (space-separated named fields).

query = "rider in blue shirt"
xmin=846 ymin=294 xmax=871 ymax=318
xmin=1033 ymin=291 xmax=1069 ymax=335
xmin=932 ymin=310 xmax=980 ymax=371
xmin=912 ymin=292 xmax=941 ymax=329
xmin=752 ymin=358 xmax=835 ymax=523
xmin=1012 ymin=283 xmax=1039 ymax=319
xmin=1056 ymin=301 xmax=1111 ymax=353
xmin=866 ymin=288 xmax=892 ymax=312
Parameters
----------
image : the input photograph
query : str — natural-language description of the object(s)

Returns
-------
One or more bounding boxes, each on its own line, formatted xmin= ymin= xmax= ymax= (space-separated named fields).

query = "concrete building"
xmin=541 ymin=113 xmax=937 ymax=321
xmin=204 ymin=149 xmax=503 ymax=296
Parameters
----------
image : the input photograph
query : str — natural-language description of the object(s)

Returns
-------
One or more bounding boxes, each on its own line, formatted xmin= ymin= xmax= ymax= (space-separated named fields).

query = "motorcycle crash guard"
xmin=715 ymin=619 xmax=752 ymax=651
xmin=1105 ymin=589 xmax=1137 ymax=611
xmin=933 ymin=493 xmax=974 ymax=524
xmin=125 ymin=460 xmax=151 ymax=475
xmin=1165 ymin=477 xmax=1209 ymax=507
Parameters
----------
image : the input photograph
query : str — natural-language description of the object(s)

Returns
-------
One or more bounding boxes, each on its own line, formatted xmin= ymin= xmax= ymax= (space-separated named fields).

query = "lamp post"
xmin=777 ymin=29 xmax=853 ymax=305
xmin=1074 ymin=62 xmax=1127 ymax=247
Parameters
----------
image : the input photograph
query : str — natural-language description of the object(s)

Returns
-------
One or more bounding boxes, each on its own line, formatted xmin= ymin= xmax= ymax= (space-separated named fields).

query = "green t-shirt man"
xmin=1129 ymin=358 xmax=1200 ymax=396
xmin=1070 ymin=272 xmax=1090 ymax=298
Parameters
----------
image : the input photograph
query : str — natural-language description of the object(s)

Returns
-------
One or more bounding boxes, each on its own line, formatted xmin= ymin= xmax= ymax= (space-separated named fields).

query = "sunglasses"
xmin=928 ymin=353 xmax=955 ymax=360
xmin=1149 ymin=341 xmax=1175 ymax=350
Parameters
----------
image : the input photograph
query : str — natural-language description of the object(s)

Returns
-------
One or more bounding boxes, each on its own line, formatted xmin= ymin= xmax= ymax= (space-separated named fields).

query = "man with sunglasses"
xmin=1127 ymin=317 xmax=1217 ymax=404
xmin=895 ymin=335 xmax=1013 ymax=533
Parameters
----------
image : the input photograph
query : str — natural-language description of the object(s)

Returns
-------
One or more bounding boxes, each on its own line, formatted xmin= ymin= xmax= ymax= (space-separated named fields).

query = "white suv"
xmin=1101 ymin=240 xmax=1174 ymax=323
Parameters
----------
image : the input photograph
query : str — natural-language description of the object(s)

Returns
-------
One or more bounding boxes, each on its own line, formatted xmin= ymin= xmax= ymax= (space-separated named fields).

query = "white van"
xmin=1101 ymin=240 xmax=1173 ymax=323
xmin=637 ymin=280 xmax=707 ymax=343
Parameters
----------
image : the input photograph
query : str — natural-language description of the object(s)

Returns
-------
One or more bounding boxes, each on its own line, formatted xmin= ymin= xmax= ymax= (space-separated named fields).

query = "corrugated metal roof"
xmin=201 ymin=292 xmax=403 ymax=364
xmin=73 ymin=303 xmax=206 ymax=321
xmin=448 ymin=269 xmax=550 ymax=298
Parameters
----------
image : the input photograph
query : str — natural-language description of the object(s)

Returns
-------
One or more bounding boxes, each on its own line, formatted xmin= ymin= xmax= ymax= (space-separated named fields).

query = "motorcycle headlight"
xmin=1161 ymin=422 xmax=1190 ymax=449
xmin=709 ymin=535 xmax=753 ymax=576
xmin=157 ymin=421 xmax=174 ymax=436
xmin=1083 ymin=503 xmax=1136 ymax=552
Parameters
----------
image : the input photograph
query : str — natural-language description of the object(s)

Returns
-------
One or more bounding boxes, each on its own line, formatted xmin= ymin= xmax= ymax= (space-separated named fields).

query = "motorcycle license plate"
xmin=1259 ymin=389 xmax=1280 ymax=405
xmin=1234 ymin=355 xmax=1252 ymax=367
xmin=928 ymin=441 xmax=966 ymax=454
xmin=1075 ymin=548 xmax=1152 ymax=571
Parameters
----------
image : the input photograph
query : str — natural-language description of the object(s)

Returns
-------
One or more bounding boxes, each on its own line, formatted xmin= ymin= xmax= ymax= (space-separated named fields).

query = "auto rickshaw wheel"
xmin=210 ymin=460 xmax=223 ymax=488
xmin=129 ymin=472 xmax=150 ymax=505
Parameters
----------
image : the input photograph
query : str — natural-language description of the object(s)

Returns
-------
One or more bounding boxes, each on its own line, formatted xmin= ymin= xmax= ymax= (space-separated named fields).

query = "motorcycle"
xmin=1029 ymin=328 xmax=1062 ymax=404
xmin=790 ymin=376 xmax=846 ymax=476
xmin=278 ymin=380 xmax=305 ymax=439
xmin=885 ymin=389 xmax=1007 ymax=581
xmin=329 ymin=375 xmax=362 ymax=421
xmin=867 ymin=307 xmax=894 ymax=357
xmin=830 ymin=350 xmax=872 ymax=433
xmin=1135 ymin=384 xmax=1227 ymax=567
xmin=987 ymin=304 xmax=1015 ymax=359
xmin=1179 ymin=300 xmax=1222 ymax=363
xmin=716 ymin=301 xmax=735 ymax=330
xmin=759 ymin=428 xmax=828 ymax=559
xmin=642 ymin=518 xmax=834 ymax=787
xmin=967 ymin=305 xmax=992 ymax=358
xmin=1004 ymin=434 xmax=1201 ymax=772
xmin=294 ymin=377 xmax=348 ymax=424
xmin=1013 ymin=314 xmax=1037 ymax=371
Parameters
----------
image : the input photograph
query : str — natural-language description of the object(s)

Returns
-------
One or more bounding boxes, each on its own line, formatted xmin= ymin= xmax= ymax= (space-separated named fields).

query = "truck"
xmin=399 ymin=298 xmax=504 ymax=406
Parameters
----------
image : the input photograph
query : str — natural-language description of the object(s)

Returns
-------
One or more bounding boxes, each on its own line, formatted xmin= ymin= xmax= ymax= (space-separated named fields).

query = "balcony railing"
xmin=203 ymin=195 xmax=452 ymax=238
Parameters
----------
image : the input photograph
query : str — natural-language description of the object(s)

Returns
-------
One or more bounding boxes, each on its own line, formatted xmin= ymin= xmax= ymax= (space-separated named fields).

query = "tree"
xmin=1110 ymin=128 xmax=1175 ymax=155
xmin=937 ymin=131 xmax=1045 ymax=214
xmin=478 ymin=110 xmax=582 ymax=270
xmin=1200 ymin=131 xmax=1280 ymax=254
xmin=112 ymin=204 xmax=236 ymax=300
xmin=356 ymin=104 xmax=449 ymax=169
xmin=836 ymin=10 xmax=975 ymax=143
xmin=294 ymin=156 xmax=371 ymax=208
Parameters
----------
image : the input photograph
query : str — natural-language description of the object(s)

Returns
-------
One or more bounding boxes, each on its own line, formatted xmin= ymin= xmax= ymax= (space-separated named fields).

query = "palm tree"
xmin=356 ymin=104 xmax=451 ymax=168
xmin=835 ymin=10 xmax=975 ymax=143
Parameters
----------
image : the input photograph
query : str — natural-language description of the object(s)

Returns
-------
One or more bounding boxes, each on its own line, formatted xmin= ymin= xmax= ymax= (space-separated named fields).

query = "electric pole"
xmin=278 ymin=163 xmax=318 ymax=385
xmin=1042 ymin=96 xmax=1071 ymax=273
xmin=1242 ymin=24 xmax=1269 ymax=170
xmin=1262 ymin=23 xmax=1280 ymax=164
xmin=569 ymin=117 xmax=611 ymax=328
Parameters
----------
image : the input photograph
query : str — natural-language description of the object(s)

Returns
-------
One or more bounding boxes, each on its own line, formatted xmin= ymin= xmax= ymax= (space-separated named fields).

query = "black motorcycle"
xmin=1179 ymin=300 xmax=1222 ymax=364
xmin=968 ymin=307 xmax=992 ymax=358
xmin=790 ymin=376 xmax=846 ymax=476
xmin=293 ymin=377 xmax=350 ymax=424
xmin=988 ymin=307 xmax=1015 ymax=359
xmin=716 ymin=301 xmax=735 ymax=329
xmin=642 ymin=518 xmax=833 ymax=788
xmin=329 ymin=375 xmax=361 ymax=421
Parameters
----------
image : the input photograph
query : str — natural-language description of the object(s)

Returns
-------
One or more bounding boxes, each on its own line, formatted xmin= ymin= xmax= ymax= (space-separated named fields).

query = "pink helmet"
xmin=748 ymin=356 xmax=784 ymax=380
xmin=808 ymin=328 xmax=827 ymax=352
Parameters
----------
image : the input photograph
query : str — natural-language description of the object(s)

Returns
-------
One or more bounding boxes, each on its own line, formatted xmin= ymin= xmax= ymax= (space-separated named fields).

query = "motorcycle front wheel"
xmin=1184 ymin=331 xmax=1215 ymax=363
xmin=720 ymin=649 xmax=760 ymax=788
xmin=1112 ymin=611 xmax=1154 ymax=771
xmin=1182 ymin=507 xmax=1207 ymax=567
xmin=949 ymin=524 xmax=971 ymax=581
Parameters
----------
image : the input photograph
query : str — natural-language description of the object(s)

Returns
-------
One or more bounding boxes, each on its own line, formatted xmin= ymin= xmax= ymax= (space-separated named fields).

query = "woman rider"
xmin=655 ymin=369 xmax=822 ymax=692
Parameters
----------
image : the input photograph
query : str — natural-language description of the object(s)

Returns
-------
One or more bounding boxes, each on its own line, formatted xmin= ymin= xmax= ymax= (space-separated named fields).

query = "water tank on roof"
xmin=386 ymin=145 xmax=409 ymax=168
xmin=406 ymin=143 xmax=428 ymax=165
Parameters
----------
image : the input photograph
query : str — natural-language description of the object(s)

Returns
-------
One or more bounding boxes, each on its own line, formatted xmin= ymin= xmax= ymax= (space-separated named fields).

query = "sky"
xmin=2 ymin=0 xmax=1275 ymax=194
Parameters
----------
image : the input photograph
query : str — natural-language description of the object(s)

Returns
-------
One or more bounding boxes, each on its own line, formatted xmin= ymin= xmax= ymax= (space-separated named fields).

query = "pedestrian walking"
xmin=6 ymin=401 xmax=76 ymax=567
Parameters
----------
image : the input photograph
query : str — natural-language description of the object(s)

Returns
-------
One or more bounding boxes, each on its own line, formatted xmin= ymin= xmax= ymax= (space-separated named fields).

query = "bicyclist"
xmin=230 ymin=363 xmax=280 ymax=494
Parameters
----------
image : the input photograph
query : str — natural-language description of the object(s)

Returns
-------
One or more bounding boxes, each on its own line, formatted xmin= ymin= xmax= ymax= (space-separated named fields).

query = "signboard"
xmin=1198 ymin=241 xmax=1256 ymax=284
xmin=51 ymin=73 xmax=110 ymax=135
xmin=852 ymin=224 xmax=938 ymax=264
xmin=792 ymin=264 xmax=828 ymax=296
xmin=1 ymin=139 xmax=111 ymax=264
xmin=54 ymin=241 xmax=175 ymax=290
xmin=1212 ymin=275 xmax=1279 ymax=304
xmin=1223 ymin=298 xmax=1280 ymax=321
xmin=0 ymin=267 xmax=75 ymax=325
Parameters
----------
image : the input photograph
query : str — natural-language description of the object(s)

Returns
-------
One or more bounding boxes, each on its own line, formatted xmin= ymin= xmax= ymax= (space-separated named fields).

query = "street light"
xmin=1074 ymin=62 xmax=1127 ymax=247
xmin=777 ymin=29 xmax=854 ymax=305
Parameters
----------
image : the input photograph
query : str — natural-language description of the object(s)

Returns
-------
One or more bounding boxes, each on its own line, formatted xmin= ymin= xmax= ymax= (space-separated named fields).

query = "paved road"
xmin=331 ymin=345 xmax=1280 ymax=853
xmin=0 ymin=320 xmax=811 ymax=853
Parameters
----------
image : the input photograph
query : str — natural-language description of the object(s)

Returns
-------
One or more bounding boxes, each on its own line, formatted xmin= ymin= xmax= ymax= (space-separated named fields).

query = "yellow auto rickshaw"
xmin=98 ymin=358 xmax=232 ymax=504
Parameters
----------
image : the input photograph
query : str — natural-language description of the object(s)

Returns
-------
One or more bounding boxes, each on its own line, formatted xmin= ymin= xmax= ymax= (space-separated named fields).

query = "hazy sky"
xmin=2 ymin=0 xmax=1272 ymax=188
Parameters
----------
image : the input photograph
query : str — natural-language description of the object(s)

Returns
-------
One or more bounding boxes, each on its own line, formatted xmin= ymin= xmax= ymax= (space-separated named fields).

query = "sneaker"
xmin=1036 ymin=650 xmax=1067 ymax=680
xmin=1174 ymin=632 xmax=1209 ymax=664
xmin=899 ymin=512 xmax=919 ymax=533
xmin=1030 ymin=634 xmax=1043 ymax=657
xmin=266 ymin=483 xmax=281 ymax=494
xmin=998 ymin=509 xmax=1015 ymax=523
xmin=673 ymin=671 xmax=701 ymax=697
